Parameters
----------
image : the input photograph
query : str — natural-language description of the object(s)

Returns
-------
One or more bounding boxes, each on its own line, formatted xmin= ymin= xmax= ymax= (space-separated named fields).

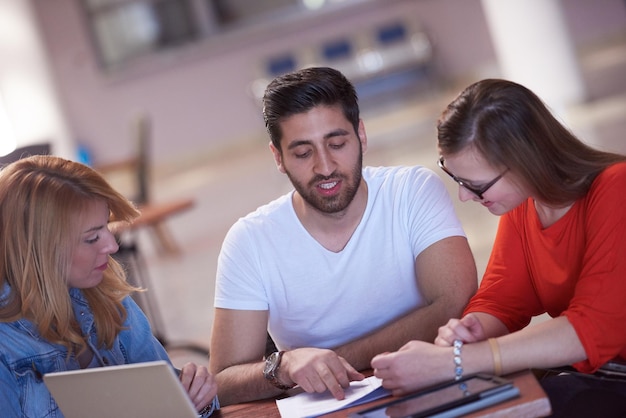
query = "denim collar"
xmin=0 ymin=281 xmax=10 ymax=307
xmin=1 ymin=283 xmax=91 ymax=338
xmin=1 ymin=282 xmax=88 ymax=307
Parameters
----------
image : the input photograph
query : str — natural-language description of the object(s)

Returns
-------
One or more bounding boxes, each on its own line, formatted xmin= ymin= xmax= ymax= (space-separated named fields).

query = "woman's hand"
xmin=178 ymin=362 xmax=218 ymax=412
xmin=371 ymin=341 xmax=451 ymax=396
xmin=435 ymin=313 xmax=486 ymax=346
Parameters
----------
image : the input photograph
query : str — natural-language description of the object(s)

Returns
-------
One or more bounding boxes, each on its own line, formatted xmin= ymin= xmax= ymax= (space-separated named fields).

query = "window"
xmin=81 ymin=0 xmax=334 ymax=69
xmin=83 ymin=0 xmax=199 ymax=68
xmin=211 ymin=0 xmax=299 ymax=27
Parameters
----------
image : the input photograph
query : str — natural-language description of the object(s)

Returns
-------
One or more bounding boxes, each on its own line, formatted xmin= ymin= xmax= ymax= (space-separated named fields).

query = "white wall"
xmin=31 ymin=0 xmax=496 ymax=168
xmin=30 ymin=0 xmax=626 ymax=169
xmin=0 ymin=0 xmax=73 ymax=158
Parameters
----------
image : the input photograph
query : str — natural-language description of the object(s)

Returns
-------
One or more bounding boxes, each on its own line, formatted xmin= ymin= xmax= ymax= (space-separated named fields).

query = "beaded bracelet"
xmin=453 ymin=339 xmax=463 ymax=381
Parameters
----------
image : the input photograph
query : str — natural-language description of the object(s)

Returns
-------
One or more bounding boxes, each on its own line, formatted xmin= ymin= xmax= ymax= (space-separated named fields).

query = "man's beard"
xmin=286 ymin=153 xmax=363 ymax=214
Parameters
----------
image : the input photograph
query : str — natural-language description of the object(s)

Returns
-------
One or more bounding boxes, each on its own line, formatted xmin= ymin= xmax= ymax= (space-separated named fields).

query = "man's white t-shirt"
xmin=214 ymin=165 xmax=466 ymax=350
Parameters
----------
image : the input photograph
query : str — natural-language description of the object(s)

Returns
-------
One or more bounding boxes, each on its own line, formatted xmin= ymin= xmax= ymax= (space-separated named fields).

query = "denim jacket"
xmin=0 ymin=284 xmax=218 ymax=417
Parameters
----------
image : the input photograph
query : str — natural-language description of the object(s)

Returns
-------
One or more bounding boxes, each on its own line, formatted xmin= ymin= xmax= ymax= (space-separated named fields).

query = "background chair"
xmin=95 ymin=115 xmax=194 ymax=256
xmin=96 ymin=115 xmax=206 ymax=355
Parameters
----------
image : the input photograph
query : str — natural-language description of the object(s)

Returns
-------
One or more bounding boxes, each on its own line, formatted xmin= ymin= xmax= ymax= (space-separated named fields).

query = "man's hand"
xmin=280 ymin=348 xmax=365 ymax=400
xmin=178 ymin=362 xmax=218 ymax=412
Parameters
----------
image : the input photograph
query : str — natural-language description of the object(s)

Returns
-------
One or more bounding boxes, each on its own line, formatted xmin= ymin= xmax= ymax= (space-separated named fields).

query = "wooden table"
xmin=215 ymin=370 xmax=551 ymax=418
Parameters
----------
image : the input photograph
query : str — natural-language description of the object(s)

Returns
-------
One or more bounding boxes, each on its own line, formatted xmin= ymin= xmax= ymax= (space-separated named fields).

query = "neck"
xmin=294 ymin=180 xmax=368 ymax=252
xmin=533 ymin=199 xmax=573 ymax=228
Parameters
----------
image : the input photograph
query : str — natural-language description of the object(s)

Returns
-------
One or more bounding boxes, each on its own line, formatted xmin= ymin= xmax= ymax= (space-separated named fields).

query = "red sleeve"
xmin=466 ymin=163 xmax=626 ymax=373
xmin=567 ymin=164 xmax=626 ymax=372
xmin=464 ymin=202 xmax=544 ymax=331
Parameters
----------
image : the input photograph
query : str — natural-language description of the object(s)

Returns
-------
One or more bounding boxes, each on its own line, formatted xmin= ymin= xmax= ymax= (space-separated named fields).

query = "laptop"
xmin=43 ymin=360 xmax=199 ymax=418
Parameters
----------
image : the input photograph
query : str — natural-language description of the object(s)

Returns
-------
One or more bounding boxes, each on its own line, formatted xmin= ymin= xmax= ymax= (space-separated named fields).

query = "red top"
xmin=465 ymin=162 xmax=626 ymax=373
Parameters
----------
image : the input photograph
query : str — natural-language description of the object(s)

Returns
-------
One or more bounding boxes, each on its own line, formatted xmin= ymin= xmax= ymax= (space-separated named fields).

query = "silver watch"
xmin=263 ymin=351 xmax=295 ymax=390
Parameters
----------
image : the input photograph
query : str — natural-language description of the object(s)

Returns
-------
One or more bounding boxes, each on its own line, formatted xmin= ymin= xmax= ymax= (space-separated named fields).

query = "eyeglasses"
xmin=437 ymin=157 xmax=507 ymax=200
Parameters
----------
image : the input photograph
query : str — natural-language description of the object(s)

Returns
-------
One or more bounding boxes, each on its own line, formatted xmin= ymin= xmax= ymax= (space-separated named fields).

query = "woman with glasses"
xmin=371 ymin=79 xmax=626 ymax=417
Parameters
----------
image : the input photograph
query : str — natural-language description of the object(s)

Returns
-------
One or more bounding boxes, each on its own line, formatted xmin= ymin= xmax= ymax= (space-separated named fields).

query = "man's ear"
xmin=269 ymin=142 xmax=286 ymax=174
xmin=358 ymin=119 xmax=368 ymax=155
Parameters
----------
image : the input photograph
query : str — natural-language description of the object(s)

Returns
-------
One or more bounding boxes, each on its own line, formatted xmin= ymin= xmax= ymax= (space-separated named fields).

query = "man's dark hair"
xmin=262 ymin=67 xmax=360 ymax=150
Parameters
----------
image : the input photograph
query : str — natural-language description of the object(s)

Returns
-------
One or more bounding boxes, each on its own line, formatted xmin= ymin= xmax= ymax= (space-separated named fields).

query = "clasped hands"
xmin=372 ymin=314 xmax=487 ymax=396
xmin=278 ymin=347 xmax=365 ymax=400
xmin=275 ymin=315 xmax=485 ymax=399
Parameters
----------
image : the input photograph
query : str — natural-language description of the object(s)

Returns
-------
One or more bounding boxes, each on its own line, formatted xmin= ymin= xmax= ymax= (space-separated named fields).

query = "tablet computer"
xmin=597 ymin=358 xmax=626 ymax=378
xmin=349 ymin=374 xmax=519 ymax=418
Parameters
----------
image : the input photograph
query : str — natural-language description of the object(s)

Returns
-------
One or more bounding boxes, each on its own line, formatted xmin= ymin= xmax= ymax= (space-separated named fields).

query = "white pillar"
xmin=0 ymin=0 xmax=74 ymax=159
xmin=481 ymin=0 xmax=586 ymax=119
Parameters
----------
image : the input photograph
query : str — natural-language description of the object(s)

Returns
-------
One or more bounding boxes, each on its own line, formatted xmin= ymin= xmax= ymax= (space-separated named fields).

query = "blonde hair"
xmin=0 ymin=155 xmax=141 ymax=354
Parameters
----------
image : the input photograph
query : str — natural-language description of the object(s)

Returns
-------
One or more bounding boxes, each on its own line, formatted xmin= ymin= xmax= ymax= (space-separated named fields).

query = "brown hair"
xmin=437 ymin=79 xmax=625 ymax=205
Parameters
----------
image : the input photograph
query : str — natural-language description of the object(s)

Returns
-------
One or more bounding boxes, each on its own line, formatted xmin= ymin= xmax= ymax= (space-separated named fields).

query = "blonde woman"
xmin=0 ymin=155 xmax=218 ymax=417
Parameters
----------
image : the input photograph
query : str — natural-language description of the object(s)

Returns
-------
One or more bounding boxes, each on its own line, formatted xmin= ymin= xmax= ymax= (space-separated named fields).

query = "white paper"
xmin=276 ymin=375 xmax=391 ymax=418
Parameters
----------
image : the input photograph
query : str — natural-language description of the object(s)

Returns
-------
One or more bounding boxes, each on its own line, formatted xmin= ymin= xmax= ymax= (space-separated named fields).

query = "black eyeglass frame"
xmin=437 ymin=157 xmax=508 ymax=200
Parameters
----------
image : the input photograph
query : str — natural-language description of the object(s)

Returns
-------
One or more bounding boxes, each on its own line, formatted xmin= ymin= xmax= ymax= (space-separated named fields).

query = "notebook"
xmin=43 ymin=360 xmax=199 ymax=418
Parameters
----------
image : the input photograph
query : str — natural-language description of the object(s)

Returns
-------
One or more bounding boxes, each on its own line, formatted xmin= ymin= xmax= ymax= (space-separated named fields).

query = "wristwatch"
xmin=263 ymin=351 xmax=295 ymax=390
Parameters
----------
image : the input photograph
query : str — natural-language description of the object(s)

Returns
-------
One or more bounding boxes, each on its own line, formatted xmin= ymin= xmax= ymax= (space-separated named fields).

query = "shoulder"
xmin=502 ymin=198 xmax=532 ymax=227
xmin=222 ymin=192 xmax=294 ymax=244
xmin=241 ymin=192 xmax=292 ymax=221
xmin=594 ymin=162 xmax=626 ymax=183
xmin=588 ymin=162 xmax=626 ymax=198
xmin=364 ymin=164 xmax=436 ymax=177
xmin=230 ymin=192 xmax=292 ymax=227
xmin=365 ymin=166 xmax=449 ymax=206
xmin=576 ymin=163 xmax=626 ymax=220
xmin=0 ymin=317 xmax=48 ymax=361
xmin=364 ymin=166 xmax=458 ymax=223
xmin=364 ymin=165 xmax=441 ymax=188
xmin=121 ymin=295 xmax=141 ymax=311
